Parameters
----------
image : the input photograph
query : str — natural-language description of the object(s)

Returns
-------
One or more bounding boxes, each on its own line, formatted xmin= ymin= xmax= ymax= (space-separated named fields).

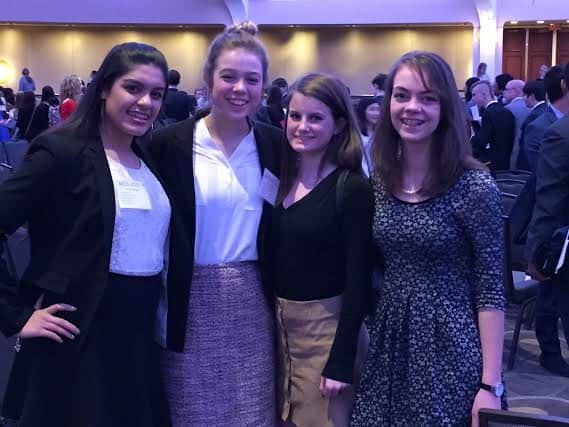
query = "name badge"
xmin=259 ymin=168 xmax=279 ymax=206
xmin=470 ymin=105 xmax=481 ymax=122
xmin=116 ymin=181 xmax=152 ymax=210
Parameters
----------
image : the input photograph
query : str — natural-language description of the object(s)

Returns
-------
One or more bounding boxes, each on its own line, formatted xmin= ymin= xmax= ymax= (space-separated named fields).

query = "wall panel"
xmin=0 ymin=25 xmax=473 ymax=95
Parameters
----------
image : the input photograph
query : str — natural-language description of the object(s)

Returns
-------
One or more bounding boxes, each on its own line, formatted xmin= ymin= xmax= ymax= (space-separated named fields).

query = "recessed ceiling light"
xmin=536 ymin=20 xmax=545 ymax=24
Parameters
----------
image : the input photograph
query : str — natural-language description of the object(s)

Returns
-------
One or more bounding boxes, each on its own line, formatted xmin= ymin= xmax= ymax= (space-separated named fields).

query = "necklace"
xmin=401 ymin=186 xmax=422 ymax=195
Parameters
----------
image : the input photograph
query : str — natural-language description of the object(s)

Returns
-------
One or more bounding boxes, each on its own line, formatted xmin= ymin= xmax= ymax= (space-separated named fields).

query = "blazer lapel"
xmin=86 ymin=138 xmax=115 ymax=253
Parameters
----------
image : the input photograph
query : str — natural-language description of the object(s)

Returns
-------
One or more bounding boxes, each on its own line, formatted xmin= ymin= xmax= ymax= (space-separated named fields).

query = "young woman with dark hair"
xmin=351 ymin=51 xmax=506 ymax=427
xmin=0 ymin=42 xmax=183 ymax=427
xmin=268 ymin=72 xmax=372 ymax=427
xmin=148 ymin=21 xmax=285 ymax=426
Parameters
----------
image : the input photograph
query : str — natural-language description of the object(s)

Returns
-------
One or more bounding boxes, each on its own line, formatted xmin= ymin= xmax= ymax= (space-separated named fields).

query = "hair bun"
xmin=227 ymin=20 xmax=259 ymax=36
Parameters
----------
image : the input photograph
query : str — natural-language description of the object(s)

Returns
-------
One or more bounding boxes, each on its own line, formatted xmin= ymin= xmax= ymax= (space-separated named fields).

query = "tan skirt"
xmin=276 ymin=295 xmax=368 ymax=427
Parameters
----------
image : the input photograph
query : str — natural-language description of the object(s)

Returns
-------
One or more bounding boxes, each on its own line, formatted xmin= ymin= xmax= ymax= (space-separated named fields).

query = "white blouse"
xmin=193 ymin=119 xmax=263 ymax=265
xmin=107 ymin=155 xmax=171 ymax=276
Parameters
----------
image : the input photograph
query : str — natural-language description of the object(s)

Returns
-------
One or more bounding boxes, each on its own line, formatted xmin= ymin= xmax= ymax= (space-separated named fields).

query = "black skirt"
xmin=2 ymin=273 xmax=170 ymax=427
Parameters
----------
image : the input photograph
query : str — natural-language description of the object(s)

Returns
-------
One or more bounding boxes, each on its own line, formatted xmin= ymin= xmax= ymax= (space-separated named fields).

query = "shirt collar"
xmin=530 ymin=100 xmax=546 ymax=112
xmin=549 ymin=103 xmax=565 ymax=120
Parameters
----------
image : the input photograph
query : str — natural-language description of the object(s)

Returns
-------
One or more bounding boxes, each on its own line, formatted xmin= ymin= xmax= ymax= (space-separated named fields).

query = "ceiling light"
xmin=510 ymin=20 xmax=518 ymax=24
xmin=536 ymin=20 xmax=545 ymax=24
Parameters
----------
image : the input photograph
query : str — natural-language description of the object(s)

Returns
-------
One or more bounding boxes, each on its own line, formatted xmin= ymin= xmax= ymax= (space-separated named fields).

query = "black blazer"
xmin=0 ymin=129 xmax=190 ymax=425
xmin=471 ymin=101 xmax=515 ymax=171
xmin=145 ymin=110 xmax=285 ymax=351
xmin=0 ymin=129 xmax=190 ymax=341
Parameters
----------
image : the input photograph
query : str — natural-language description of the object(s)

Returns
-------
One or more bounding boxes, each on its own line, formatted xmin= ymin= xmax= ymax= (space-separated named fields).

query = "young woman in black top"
xmin=268 ymin=73 xmax=373 ymax=427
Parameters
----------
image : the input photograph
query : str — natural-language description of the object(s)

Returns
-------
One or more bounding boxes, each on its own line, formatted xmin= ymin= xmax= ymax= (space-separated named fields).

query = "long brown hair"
xmin=372 ymin=51 xmax=483 ymax=196
xmin=277 ymin=72 xmax=362 ymax=204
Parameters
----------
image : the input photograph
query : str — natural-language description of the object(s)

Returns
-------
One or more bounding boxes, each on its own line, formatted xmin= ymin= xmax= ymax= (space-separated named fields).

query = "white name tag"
xmin=116 ymin=181 xmax=152 ymax=210
xmin=470 ymin=105 xmax=481 ymax=122
xmin=258 ymin=168 xmax=279 ymax=206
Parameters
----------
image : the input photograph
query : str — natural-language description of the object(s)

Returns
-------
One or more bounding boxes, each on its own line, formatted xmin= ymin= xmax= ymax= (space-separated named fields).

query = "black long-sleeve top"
xmin=268 ymin=168 xmax=373 ymax=383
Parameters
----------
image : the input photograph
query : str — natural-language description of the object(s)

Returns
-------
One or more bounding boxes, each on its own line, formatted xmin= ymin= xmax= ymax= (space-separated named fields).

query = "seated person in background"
xmin=526 ymin=62 xmax=569 ymax=377
xmin=59 ymin=74 xmax=83 ymax=121
xmin=470 ymin=80 xmax=515 ymax=171
xmin=163 ymin=69 xmax=196 ymax=122
xmin=522 ymin=65 xmax=569 ymax=173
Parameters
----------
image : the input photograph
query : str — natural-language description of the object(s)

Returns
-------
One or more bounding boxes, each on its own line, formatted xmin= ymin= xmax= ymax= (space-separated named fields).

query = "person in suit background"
xmin=470 ymin=80 xmax=515 ymax=171
xmin=494 ymin=73 xmax=513 ymax=105
xmin=151 ymin=21 xmax=285 ymax=427
xmin=516 ymin=80 xmax=547 ymax=170
xmin=504 ymin=79 xmax=530 ymax=169
xmin=525 ymin=63 xmax=569 ymax=377
xmin=0 ymin=42 xmax=185 ymax=427
xmin=522 ymin=65 xmax=569 ymax=173
xmin=163 ymin=69 xmax=197 ymax=122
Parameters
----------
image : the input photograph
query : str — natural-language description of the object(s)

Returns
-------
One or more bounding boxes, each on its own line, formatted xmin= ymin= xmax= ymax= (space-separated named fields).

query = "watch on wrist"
xmin=479 ymin=381 xmax=504 ymax=398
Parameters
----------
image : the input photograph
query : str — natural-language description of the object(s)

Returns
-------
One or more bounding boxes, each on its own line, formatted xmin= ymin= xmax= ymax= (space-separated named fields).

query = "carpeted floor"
xmin=504 ymin=303 xmax=569 ymax=418
xmin=0 ymin=303 xmax=568 ymax=422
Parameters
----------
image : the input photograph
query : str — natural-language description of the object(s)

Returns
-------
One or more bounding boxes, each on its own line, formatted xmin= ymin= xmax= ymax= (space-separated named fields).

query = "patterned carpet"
xmin=504 ymin=303 xmax=569 ymax=419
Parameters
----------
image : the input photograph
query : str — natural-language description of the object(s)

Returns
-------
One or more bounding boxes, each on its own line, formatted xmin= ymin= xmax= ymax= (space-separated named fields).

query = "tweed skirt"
xmin=161 ymin=261 xmax=275 ymax=427
xmin=276 ymin=295 xmax=368 ymax=427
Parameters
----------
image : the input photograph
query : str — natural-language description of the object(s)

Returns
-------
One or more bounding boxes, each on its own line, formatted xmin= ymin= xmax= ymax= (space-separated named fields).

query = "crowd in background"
xmin=0 ymin=20 xmax=568 ymax=427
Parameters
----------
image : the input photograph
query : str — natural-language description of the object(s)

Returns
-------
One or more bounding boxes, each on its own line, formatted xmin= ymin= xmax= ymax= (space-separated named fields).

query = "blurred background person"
xmin=18 ymin=68 xmax=36 ymax=93
xmin=59 ymin=74 xmax=83 ymax=121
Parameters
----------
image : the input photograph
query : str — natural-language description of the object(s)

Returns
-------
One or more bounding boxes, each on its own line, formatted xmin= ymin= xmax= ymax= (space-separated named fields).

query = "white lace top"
xmin=107 ymin=155 xmax=171 ymax=276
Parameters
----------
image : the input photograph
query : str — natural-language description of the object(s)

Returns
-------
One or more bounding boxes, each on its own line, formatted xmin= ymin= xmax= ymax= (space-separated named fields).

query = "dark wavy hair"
xmin=372 ymin=51 xmax=483 ymax=197
xmin=52 ymin=42 xmax=168 ymax=139
xmin=277 ymin=72 xmax=362 ymax=204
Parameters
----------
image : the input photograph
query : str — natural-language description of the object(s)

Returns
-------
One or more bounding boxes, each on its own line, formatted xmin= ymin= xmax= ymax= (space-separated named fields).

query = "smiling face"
xmin=390 ymin=65 xmax=441 ymax=147
xmin=101 ymin=64 xmax=165 ymax=138
xmin=208 ymin=48 xmax=263 ymax=122
xmin=286 ymin=91 xmax=339 ymax=158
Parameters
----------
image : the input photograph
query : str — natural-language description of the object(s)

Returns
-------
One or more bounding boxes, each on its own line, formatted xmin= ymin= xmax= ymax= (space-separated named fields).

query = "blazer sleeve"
xmin=526 ymin=120 xmax=569 ymax=262
xmin=523 ymin=120 xmax=544 ymax=173
xmin=322 ymin=173 xmax=373 ymax=384
xmin=0 ymin=138 xmax=58 ymax=336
